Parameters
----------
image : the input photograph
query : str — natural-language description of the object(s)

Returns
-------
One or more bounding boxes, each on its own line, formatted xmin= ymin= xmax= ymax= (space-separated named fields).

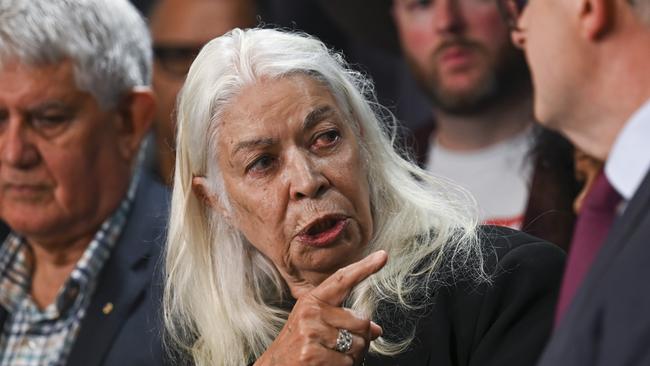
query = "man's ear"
xmin=579 ymin=0 xmax=613 ymax=40
xmin=192 ymin=176 xmax=232 ymax=220
xmin=116 ymin=87 xmax=156 ymax=161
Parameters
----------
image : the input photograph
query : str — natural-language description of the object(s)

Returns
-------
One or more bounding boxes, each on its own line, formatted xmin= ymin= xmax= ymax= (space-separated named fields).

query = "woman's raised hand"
xmin=255 ymin=250 xmax=388 ymax=366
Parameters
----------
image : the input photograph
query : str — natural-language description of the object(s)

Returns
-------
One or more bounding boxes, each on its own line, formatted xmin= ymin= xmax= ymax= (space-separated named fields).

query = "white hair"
xmin=165 ymin=28 xmax=487 ymax=366
xmin=0 ymin=0 xmax=152 ymax=109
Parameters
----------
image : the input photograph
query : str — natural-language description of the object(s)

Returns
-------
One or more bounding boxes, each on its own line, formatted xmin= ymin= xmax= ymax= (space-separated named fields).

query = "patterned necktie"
xmin=555 ymin=170 xmax=622 ymax=325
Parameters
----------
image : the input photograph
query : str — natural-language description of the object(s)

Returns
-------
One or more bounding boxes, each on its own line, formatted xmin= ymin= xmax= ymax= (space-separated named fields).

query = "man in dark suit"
xmin=147 ymin=0 xmax=257 ymax=185
xmin=0 ymin=0 xmax=168 ymax=364
xmin=503 ymin=0 xmax=650 ymax=364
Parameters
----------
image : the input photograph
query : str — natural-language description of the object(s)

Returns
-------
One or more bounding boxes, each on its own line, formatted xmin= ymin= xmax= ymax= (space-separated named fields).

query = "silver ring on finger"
xmin=334 ymin=329 xmax=353 ymax=353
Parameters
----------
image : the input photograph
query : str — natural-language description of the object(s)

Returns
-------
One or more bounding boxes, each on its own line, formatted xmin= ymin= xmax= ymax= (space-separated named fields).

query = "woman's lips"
xmin=298 ymin=217 xmax=349 ymax=247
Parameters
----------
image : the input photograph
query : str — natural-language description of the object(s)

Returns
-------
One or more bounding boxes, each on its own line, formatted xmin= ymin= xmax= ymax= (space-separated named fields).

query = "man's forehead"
xmin=0 ymin=61 xmax=86 ymax=107
xmin=150 ymin=0 xmax=255 ymax=43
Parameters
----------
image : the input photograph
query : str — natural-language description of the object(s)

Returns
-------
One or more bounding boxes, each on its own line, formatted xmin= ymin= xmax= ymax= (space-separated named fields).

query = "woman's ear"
xmin=192 ymin=176 xmax=232 ymax=220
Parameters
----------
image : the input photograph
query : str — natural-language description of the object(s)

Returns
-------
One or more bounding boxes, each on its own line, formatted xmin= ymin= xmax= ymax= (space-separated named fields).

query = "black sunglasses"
xmin=153 ymin=44 xmax=203 ymax=78
xmin=496 ymin=0 xmax=528 ymax=31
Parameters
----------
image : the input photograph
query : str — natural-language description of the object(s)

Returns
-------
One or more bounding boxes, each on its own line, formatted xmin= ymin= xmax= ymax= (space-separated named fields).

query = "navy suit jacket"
xmin=538 ymin=169 xmax=650 ymax=366
xmin=0 ymin=174 xmax=170 ymax=366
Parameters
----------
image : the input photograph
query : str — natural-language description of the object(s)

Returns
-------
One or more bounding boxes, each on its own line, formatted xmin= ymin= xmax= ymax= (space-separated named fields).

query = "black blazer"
xmin=537 ymin=169 xmax=650 ymax=366
xmin=0 ymin=174 xmax=170 ymax=366
xmin=366 ymin=226 xmax=566 ymax=366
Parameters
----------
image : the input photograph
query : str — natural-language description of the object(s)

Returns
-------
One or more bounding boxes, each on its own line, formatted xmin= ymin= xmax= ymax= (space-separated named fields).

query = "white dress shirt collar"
xmin=605 ymin=99 xmax=650 ymax=200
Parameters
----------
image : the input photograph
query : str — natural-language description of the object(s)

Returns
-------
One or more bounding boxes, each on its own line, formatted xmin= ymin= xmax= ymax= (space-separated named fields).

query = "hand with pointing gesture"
xmin=254 ymin=251 xmax=388 ymax=366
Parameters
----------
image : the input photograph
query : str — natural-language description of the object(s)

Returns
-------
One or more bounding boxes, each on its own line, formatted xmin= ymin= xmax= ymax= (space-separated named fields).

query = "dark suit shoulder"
xmin=463 ymin=227 xmax=565 ymax=365
xmin=538 ymin=170 xmax=650 ymax=366
xmin=369 ymin=227 xmax=565 ymax=366
xmin=478 ymin=225 xmax=566 ymax=276
xmin=68 ymin=173 xmax=170 ymax=366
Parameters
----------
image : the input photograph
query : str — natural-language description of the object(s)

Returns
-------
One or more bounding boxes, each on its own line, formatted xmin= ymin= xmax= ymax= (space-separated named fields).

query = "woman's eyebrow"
xmin=230 ymin=105 xmax=337 ymax=159
xmin=303 ymin=105 xmax=336 ymax=131
xmin=231 ymin=137 xmax=276 ymax=159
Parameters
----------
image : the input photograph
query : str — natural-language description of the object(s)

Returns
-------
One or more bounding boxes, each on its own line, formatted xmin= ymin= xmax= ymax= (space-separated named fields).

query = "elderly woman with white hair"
xmin=164 ymin=28 xmax=565 ymax=366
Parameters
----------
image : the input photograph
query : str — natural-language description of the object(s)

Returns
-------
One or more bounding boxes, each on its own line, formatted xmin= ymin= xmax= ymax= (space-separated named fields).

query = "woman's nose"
xmin=286 ymin=152 xmax=330 ymax=200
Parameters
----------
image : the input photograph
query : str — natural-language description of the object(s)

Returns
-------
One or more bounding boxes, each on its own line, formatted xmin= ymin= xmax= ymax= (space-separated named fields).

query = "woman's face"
xmin=213 ymin=75 xmax=373 ymax=297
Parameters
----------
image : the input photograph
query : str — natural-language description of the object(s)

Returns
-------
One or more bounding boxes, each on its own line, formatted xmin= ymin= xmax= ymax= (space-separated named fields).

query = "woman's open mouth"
xmin=298 ymin=216 xmax=349 ymax=247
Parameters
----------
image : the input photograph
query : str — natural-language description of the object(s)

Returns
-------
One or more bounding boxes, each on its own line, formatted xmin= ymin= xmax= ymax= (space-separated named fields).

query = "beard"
xmin=407 ymin=36 xmax=531 ymax=116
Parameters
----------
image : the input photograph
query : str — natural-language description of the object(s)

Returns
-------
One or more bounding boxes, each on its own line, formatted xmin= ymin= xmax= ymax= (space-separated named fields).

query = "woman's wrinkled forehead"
xmin=219 ymin=74 xmax=350 ymax=128
xmin=230 ymin=71 xmax=354 ymax=121
xmin=215 ymin=76 xmax=339 ymax=142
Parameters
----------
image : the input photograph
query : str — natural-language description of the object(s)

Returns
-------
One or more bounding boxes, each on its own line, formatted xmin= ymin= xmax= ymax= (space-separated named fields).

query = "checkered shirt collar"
xmin=0 ymin=171 xmax=140 ymax=316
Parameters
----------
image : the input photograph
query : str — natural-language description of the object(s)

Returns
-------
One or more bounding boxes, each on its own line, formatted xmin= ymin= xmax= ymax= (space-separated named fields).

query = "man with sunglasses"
xmin=503 ymin=0 xmax=650 ymax=364
xmin=149 ymin=0 xmax=257 ymax=184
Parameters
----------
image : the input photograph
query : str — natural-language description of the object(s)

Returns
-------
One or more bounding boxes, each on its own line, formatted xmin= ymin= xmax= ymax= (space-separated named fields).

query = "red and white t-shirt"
xmin=426 ymin=128 xmax=535 ymax=229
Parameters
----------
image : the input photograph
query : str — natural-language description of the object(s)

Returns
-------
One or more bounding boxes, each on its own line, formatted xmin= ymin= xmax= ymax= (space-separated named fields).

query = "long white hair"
xmin=164 ymin=28 xmax=486 ymax=366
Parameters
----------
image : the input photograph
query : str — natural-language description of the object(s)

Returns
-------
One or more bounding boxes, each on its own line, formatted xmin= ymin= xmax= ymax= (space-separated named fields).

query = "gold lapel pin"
xmin=102 ymin=302 xmax=114 ymax=315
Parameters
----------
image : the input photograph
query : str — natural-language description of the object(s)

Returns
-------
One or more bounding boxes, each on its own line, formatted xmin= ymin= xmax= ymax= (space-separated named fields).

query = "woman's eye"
xmin=313 ymin=130 xmax=341 ymax=149
xmin=247 ymin=155 xmax=276 ymax=174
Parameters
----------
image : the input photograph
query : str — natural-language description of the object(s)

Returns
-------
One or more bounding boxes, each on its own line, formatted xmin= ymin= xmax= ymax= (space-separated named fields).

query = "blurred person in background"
xmin=148 ymin=0 xmax=257 ymax=184
xmin=0 ymin=0 xmax=168 ymax=364
xmin=502 ymin=0 xmax=650 ymax=364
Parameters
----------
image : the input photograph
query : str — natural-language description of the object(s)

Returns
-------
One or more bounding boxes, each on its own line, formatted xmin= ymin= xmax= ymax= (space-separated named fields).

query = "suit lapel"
xmin=604 ymin=170 xmax=650 ymax=249
xmin=66 ymin=175 xmax=167 ymax=366
xmin=558 ymin=169 xmax=650 ymax=332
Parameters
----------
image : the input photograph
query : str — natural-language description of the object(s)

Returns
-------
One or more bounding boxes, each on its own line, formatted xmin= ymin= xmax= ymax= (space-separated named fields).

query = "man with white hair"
xmin=0 ymin=0 xmax=167 ymax=364
xmin=502 ymin=0 xmax=650 ymax=364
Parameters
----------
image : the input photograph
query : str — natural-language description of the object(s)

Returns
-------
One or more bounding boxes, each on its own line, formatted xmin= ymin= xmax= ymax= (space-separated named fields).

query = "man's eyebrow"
xmin=231 ymin=137 xmax=277 ymax=158
xmin=303 ymin=105 xmax=336 ymax=131
xmin=28 ymin=101 xmax=73 ymax=113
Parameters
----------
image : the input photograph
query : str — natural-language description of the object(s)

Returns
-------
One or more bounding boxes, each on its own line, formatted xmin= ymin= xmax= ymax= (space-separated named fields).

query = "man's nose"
xmin=434 ymin=0 xmax=465 ymax=34
xmin=286 ymin=152 xmax=329 ymax=200
xmin=0 ymin=118 xmax=40 ymax=168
